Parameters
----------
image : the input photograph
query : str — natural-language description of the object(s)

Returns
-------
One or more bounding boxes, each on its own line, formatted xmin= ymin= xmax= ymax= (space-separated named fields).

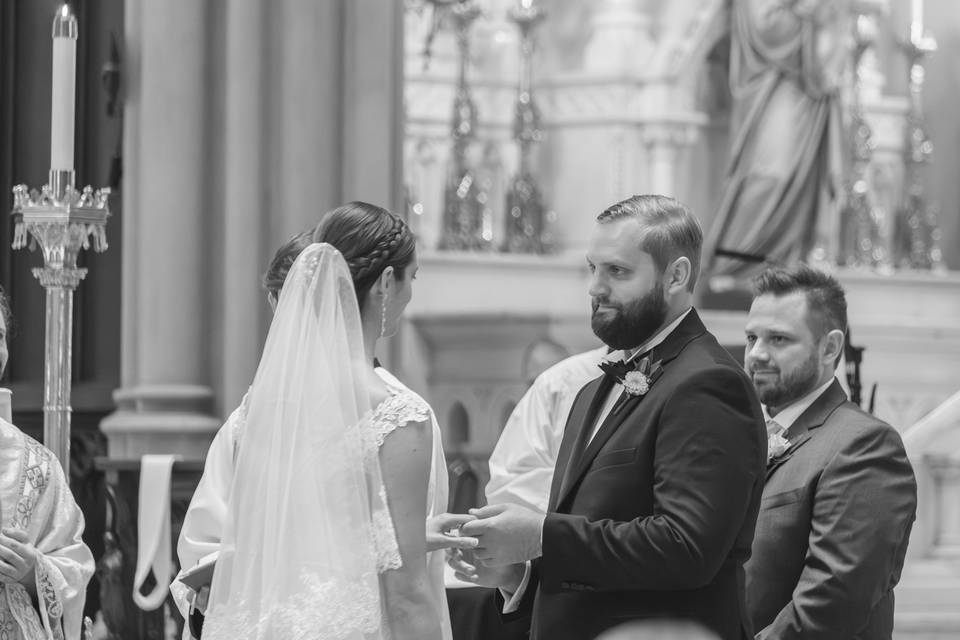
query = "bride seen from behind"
xmin=201 ymin=202 xmax=455 ymax=639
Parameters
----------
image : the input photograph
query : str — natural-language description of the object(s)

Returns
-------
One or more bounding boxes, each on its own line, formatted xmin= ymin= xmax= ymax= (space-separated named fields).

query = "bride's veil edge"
xmin=203 ymin=242 xmax=393 ymax=639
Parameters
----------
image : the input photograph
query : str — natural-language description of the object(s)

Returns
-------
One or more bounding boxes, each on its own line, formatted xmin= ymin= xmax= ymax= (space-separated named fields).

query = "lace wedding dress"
xmin=201 ymin=244 xmax=450 ymax=640
xmin=374 ymin=368 xmax=452 ymax=640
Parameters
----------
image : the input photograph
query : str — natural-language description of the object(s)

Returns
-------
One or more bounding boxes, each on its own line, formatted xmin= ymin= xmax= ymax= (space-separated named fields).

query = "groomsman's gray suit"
xmin=745 ymin=379 xmax=917 ymax=639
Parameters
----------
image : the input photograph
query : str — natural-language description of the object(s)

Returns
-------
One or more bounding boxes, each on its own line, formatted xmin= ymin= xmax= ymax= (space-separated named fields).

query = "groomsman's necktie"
xmin=766 ymin=418 xmax=785 ymax=438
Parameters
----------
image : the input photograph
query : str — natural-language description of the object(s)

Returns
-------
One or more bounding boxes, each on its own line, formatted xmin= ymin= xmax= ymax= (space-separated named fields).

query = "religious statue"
xmin=704 ymin=0 xmax=852 ymax=280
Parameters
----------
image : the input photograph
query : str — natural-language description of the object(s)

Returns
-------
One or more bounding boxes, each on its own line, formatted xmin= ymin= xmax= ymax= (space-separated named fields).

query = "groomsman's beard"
xmin=591 ymin=282 xmax=668 ymax=351
xmin=749 ymin=350 xmax=820 ymax=409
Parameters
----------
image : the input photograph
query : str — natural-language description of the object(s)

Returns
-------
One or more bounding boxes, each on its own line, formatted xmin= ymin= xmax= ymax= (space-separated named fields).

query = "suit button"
xmin=560 ymin=581 xmax=571 ymax=589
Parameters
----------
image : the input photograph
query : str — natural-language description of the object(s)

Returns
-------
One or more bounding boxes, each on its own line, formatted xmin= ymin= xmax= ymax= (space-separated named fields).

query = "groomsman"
xmin=743 ymin=265 xmax=917 ymax=639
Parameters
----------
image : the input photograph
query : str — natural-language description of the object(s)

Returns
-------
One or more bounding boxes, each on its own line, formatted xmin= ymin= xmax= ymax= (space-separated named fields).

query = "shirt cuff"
xmin=499 ymin=562 xmax=532 ymax=614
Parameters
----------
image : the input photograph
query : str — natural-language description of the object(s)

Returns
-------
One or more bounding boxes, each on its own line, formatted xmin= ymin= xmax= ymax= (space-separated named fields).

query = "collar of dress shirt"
xmin=604 ymin=307 xmax=692 ymax=366
xmin=762 ymin=377 xmax=836 ymax=430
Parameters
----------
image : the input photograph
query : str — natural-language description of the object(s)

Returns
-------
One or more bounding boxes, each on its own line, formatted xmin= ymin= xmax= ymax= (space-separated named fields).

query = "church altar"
xmin=401 ymin=252 xmax=960 ymax=451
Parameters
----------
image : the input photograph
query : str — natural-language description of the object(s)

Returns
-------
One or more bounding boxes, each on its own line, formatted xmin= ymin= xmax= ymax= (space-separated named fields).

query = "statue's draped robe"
xmin=705 ymin=0 xmax=849 ymax=279
xmin=0 ymin=419 xmax=94 ymax=640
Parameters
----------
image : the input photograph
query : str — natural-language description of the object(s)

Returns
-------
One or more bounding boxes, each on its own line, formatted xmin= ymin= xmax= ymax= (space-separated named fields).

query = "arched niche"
xmin=448 ymin=401 xmax=470 ymax=447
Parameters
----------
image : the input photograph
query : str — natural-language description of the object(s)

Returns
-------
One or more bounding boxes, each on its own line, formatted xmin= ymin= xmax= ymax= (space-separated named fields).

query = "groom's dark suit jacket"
xmin=503 ymin=310 xmax=766 ymax=640
xmin=745 ymin=380 xmax=917 ymax=639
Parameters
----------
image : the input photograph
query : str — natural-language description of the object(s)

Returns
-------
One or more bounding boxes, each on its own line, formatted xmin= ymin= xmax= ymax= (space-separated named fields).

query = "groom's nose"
xmin=588 ymin=274 xmax=609 ymax=299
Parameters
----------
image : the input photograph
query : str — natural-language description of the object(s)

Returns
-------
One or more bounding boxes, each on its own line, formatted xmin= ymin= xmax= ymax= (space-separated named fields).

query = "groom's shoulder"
xmin=682 ymin=328 xmax=743 ymax=371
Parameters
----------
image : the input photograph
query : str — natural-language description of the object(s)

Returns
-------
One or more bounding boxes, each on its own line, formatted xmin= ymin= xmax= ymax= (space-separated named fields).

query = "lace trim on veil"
xmin=203 ymin=569 xmax=382 ymax=640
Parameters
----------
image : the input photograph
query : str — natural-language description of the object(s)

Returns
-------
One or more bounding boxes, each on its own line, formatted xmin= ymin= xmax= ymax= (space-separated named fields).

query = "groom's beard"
xmin=591 ymin=282 xmax=668 ymax=351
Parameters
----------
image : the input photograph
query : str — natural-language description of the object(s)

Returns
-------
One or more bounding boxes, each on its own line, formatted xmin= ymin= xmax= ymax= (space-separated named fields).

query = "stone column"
xmin=101 ymin=0 xmax=220 ymax=457
xmin=584 ymin=0 xmax=654 ymax=74
xmin=641 ymin=121 xmax=701 ymax=198
xmin=103 ymin=0 xmax=408 ymax=456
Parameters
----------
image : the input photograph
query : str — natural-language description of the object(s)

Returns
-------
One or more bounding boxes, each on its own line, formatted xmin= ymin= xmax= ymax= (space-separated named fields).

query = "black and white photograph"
xmin=0 ymin=0 xmax=958 ymax=638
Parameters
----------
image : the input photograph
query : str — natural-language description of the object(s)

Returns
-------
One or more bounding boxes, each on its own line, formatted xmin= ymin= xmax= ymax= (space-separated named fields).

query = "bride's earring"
xmin=379 ymin=292 xmax=388 ymax=338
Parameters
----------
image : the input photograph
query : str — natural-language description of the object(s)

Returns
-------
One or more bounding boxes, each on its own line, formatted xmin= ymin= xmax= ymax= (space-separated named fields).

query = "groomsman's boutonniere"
xmin=767 ymin=432 xmax=791 ymax=464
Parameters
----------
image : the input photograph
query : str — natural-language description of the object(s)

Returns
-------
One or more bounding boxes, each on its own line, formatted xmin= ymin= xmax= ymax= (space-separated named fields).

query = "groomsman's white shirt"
xmin=762 ymin=378 xmax=837 ymax=429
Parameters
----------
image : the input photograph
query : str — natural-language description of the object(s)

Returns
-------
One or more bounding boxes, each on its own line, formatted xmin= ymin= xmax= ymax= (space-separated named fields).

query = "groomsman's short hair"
xmin=597 ymin=195 xmax=703 ymax=292
xmin=752 ymin=264 xmax=848 ymax=338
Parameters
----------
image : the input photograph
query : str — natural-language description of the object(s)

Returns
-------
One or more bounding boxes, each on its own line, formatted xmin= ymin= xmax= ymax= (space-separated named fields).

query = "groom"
xmin=456 ymin=195 xmax=766 ymax=640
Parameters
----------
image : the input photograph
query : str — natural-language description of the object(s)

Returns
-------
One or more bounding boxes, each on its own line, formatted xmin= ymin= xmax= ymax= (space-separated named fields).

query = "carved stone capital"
xmin=640 ymin=121 xmax=702 ymax=149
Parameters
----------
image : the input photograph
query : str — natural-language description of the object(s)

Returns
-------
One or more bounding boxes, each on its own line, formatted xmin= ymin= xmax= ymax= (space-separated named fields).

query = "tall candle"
xmin=50 ymin=4 xmax=78 ymax=172
xmin=911 ymin=0 xmax=923 ymax=41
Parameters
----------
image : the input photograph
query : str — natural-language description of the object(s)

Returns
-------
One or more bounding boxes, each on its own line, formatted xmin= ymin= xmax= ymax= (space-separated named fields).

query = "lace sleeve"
xmin=366 ymin=390 xmax=432 ymax=574
xmin=368 ymin=391 xmax=431 ymax=449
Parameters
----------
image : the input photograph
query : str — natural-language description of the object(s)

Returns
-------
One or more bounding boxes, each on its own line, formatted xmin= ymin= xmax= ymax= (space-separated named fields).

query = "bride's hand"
xmin=425 ymin=513 xmax=479 ymax=552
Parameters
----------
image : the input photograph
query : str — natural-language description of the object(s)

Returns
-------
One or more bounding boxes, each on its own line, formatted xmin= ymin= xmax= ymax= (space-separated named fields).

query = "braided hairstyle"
xmin=311 ymin=202 xmax=416 ymax=311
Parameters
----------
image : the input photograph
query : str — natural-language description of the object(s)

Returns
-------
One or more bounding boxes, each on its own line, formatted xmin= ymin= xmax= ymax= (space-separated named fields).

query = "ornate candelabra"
xmin=839 ymin=14 xmax=886 ymax=270
xmin=438 ymin=0 xmax=492 ymax=251
xmin=895 ymin=28 xmax=946 ymax=272
xmin=502 ymin=0 xmax=552 ymax=254
xmin=9 ymin=5 xmax=111 ymax=471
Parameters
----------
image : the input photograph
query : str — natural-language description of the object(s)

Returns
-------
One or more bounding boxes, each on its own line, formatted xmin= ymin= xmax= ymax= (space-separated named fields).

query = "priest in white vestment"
xmin=485 ymin=346 xmax=608 ymax=512
xmin=0 ymin=292 xmax=95 ymax=640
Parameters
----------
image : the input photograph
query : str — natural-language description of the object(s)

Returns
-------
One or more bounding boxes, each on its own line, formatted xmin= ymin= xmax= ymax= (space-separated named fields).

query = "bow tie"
xmin=598 ymin=357 xmax=635 ymax=381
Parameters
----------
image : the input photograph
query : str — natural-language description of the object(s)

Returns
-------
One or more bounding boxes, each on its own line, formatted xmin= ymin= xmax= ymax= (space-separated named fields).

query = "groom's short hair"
xmin=597 ymin=195 xmax=703 ymax=292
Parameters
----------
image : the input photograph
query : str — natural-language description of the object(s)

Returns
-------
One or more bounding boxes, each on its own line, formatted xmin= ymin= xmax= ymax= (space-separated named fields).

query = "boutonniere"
xmin=610 ymin=356 xmax=664 ymax=414
xmin=622 ymin=357 xmax=662 ymax=397
xmin=767 ymin=432 xmax=792 ymax=464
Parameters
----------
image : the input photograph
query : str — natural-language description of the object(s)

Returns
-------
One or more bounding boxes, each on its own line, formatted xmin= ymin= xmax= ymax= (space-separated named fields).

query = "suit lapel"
xmin=550 ymin=374 xmax=611 ymax=510
xmin=555 ymin=310 xmax=708 ymax=509
xmin=766 ymin=379 xmax=848 ymax=480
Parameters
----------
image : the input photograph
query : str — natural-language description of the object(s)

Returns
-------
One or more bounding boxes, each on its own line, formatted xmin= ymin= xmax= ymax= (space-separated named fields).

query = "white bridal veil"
xmin=204 ymin=243 xmax=397 ymax=639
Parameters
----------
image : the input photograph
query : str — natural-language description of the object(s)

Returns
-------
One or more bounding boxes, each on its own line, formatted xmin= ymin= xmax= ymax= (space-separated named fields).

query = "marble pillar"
xmin=100 ymin=0 xmax=221 ymax=458
xmin=102 ymin=0 xmax=405 ymax=458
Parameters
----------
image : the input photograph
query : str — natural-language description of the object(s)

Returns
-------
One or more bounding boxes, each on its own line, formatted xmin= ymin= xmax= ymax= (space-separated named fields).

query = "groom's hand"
xmin=459 ymin=503 xmax=544 ymax=566
xmin=447 ymin=548 xmax=525 ymax=592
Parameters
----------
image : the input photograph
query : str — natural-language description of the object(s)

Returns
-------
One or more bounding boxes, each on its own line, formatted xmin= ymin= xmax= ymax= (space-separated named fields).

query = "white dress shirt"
xmin=485 ymin=347 xmax=609 ymax=513
xmin=588 ymin=308 xmax=692 ymax=443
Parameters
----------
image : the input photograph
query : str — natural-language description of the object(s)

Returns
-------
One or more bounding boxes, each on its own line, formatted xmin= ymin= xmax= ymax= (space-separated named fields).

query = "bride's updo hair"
xmin=312 ymin=201 xmax=416 ymax=310
xmin=261 ymin=230 xmax=314 ymax=301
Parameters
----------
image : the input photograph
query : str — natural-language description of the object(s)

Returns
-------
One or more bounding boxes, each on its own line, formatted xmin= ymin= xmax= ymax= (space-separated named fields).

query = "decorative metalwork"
xmin=895 ymin=29 xmax=946 ymax=273
xmin=437 ymin=1 xmax=492 ymax=252
xmin=838 ymin=14 xmax=887 ymax=271
xmin=10 ymin=174 xmax=110 ymax=471
xmin=408 ymin=0 xmax=461 ymax=71
xmin=502 ymin=0 xmax=552 ymax=254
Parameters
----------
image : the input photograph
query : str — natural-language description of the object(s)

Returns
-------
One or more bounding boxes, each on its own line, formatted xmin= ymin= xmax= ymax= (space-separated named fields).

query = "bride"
xmin=203 ymin=203 xmax=452 ymax=639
